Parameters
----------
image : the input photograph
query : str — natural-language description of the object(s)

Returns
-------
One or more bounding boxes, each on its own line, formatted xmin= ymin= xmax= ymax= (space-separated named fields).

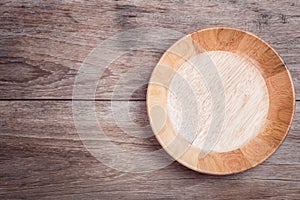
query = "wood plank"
xmin=0 ymin=101 xmax=299 ymax=198
xmin=0 ymin=0 xmax=300 ymax=100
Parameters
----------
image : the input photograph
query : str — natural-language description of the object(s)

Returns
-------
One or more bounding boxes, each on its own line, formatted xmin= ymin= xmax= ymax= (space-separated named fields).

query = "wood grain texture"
xmin=0 ymin=101 xmax=299 ymax=199
xmin=147 ymin=28 xmax=295 ymax=175
xmin=0 ymin=0 xmax=299 ymax=100
xmin=167 ymin=51 xmax=270 ymax=152
xmin=0 ymin=0 xmax=299 ymax=199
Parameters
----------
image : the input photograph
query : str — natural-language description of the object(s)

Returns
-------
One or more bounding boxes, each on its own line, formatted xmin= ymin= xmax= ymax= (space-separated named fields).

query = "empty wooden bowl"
xmin=146 ymin=27 xmax=295 ymax=175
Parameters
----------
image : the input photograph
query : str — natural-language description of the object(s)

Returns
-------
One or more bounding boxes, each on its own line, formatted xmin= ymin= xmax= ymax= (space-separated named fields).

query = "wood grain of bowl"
xmin=146 ymin=27 xmax=295 ymax=175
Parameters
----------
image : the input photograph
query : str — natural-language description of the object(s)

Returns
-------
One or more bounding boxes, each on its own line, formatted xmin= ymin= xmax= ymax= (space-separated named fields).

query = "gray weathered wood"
xmin=0 ymin=0 xmax=299 ymax=100
xmin=0 ymin=101 xmax=299 ymax=199
xmin=0 ymin=0 xmax=299 ymax=199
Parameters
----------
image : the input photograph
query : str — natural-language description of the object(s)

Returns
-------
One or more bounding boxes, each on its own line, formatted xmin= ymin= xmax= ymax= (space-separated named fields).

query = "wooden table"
xmin=1 ymin=0 xmax=299 ymax=199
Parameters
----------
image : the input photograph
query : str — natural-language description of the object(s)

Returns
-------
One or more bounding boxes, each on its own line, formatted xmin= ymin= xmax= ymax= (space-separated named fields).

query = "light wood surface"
xmin=167 ymin=51 xmax=269 ymax=152
xmin=0 ymin=0 xmax=299 ymax=199
xmin=147 ymin=28 xmax=295 ymax=175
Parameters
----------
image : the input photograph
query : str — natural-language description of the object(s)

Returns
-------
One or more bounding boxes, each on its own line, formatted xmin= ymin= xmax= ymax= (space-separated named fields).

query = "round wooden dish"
xmin=146 ymin=27 xmax=295 ymax=175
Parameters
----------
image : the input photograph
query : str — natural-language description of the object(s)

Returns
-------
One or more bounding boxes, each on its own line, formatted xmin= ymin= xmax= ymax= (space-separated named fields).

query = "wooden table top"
xmin=1 ymin=0 xmax=299 ymax=199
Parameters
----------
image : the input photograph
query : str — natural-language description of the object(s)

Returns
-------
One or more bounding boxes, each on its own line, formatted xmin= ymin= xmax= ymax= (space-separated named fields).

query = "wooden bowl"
xmin=146 ymin=27 xmax=295 ymax=175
